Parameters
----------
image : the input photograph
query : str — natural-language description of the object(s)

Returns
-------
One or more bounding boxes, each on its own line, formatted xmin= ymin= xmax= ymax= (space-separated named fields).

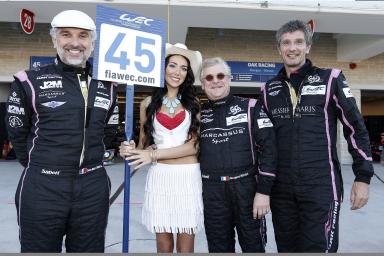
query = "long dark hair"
xmin=142 ymin=54 xmax=200 ymax=148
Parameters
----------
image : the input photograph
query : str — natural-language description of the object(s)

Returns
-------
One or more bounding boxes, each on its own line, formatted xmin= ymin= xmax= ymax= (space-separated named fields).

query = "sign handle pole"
xmin=122 ymin=84 xmax=134 ymax=252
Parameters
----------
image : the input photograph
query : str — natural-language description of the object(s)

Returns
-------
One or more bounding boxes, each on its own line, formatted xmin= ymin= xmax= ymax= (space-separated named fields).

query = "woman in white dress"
xmin=120 ymin=43 xmax=203 ymax=253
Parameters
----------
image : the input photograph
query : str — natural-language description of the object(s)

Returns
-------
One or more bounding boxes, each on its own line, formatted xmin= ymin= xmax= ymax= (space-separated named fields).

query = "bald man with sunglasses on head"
xmin=198 ymin=57 xmax=277 ymax=252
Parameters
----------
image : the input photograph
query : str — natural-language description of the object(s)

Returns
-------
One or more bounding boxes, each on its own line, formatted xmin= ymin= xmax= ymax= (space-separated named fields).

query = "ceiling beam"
xmin=336 ymin=34 xmax=384 ymax=61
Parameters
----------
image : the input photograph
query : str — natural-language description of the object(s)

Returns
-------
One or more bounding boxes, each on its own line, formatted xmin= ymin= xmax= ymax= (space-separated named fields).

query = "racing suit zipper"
xmin=286 ymin=79 xmax=304 ymax=177
xmin=284 ymin=81 xmax=297 ymax=122
xmin=285 ymin=80 xmax=304 ymax=123
xmin=77 ymin=73 xmax=90 ymax=166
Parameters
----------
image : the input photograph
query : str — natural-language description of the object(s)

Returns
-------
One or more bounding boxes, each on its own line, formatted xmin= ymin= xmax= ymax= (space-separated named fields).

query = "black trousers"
xmin=15 ymin=165 xmax=111 ymax=252
xmin=270 ymin=182 xmax=341 ymax=252
xmin=202 ymin=176 xmax=266 ymax=252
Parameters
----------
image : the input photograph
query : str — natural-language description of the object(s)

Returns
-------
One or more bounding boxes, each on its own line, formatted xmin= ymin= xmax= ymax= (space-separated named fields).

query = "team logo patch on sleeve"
xmin=7 ymin=105 xmax=25 ymax=115
xmin=342 ymin=87 xmax=354 ymax=98
xmin=107 ymin=114 xmax=119 ymax=125
xmin=257 ymin=118 xmax=273 ymax=128
xmin=94 ymin=96 xmax=111 ymax=110
xmin=8 ymin=92 xmax=21 ymax=104
xmin=8 ymin=116 xmax=23 ymax=128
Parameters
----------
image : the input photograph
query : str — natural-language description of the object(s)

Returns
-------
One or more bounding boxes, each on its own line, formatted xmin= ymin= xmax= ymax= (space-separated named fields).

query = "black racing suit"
xmin=5 ymin=57 xmax=118 ymax=252
xmin=199 ymin=93 xmax=277 ymax=252
xmin=260 ymin=59 xmax=374 ymax=252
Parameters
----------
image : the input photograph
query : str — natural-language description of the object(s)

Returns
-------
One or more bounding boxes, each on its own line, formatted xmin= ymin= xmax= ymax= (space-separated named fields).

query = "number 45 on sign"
xmin=97 ymin=23 xmax=163 ymax=87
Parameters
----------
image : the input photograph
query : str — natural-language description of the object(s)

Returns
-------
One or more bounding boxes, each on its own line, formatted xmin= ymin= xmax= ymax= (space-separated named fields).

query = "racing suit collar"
xmin=277 ymin=59 xmax=313 ymax=80
xmin=207 ymin=92 xmax=234 ymax=107
xmin=278 ymin=59 xmax=314 ymax=92
xmin=54 ymin=55 xmax=92 ymax=76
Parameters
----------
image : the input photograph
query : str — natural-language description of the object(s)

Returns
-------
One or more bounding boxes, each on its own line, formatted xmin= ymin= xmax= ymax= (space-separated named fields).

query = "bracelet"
xmin=153 ymin=149 xmax=158 ymax=164
xmin=149 ymin=149 xmax=153 ymax=164
xmin=149 ymin=148 xmax=157 ymax=165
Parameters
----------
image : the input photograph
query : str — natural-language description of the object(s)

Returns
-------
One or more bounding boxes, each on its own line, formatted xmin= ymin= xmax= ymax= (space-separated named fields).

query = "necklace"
xmin=162 ymin=94 xmax=181 ymax=114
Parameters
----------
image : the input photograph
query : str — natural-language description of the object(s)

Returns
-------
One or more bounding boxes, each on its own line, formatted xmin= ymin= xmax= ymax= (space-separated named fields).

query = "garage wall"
xmin=186 ymin=27 xmax=384 ymax=89
xmin=0 ymin=22 xmax=55 ymax=81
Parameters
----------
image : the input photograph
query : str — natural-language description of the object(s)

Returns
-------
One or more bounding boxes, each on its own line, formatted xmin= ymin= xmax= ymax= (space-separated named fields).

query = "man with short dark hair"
xmin=5 ymin=10 xmax=118 ymax=252
xmin=260 ymin=20 xmax=374 ymax=252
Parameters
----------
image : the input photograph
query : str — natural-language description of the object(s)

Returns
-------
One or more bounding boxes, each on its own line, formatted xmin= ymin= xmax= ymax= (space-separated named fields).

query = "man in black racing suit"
xmin=260 ymin=20 xmax=374 ymax=252
xmin=5 ymin=10 xmax=118 ymax=252
xmin=199 ymin=57 xmax=277 ymax=252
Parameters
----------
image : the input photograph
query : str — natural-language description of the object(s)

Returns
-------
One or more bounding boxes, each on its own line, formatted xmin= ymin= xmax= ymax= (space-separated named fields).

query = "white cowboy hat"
xmin=166 ymin=43 xmax=202 ymax=80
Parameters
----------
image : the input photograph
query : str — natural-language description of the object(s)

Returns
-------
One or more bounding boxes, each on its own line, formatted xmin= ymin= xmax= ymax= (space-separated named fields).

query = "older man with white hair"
xmin=199 ymin=57 xmax=277 ymax=252
xmin=5 ymin=10 xmax=118 ymax=252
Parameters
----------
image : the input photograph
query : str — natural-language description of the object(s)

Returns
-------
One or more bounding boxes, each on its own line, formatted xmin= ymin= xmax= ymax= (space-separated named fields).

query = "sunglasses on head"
xmin=204 ymin=73 xmax=226 ymax=82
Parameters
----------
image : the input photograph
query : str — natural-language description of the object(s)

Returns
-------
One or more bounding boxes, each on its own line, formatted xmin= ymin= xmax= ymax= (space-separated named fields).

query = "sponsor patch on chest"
xmin=41 ymin=101 xmax=66 ymax=108
xmin=94 ymin=96 xmax=111 ymax=110
xmin=269 ymin=90 xmax=280 ymax=96
xmin=226 ymin=113 xmax=247 ymax=126
xmin=201 ymin=117 xmax=213 ymax=124
xmin=229 ymin=105 xmax=242 ymax=115
xmin=301 ymin=85 xmax=326 ymax=95
xmin=40 ymin=80 xmax=63 ymax=90
xmin=38 ymin=90 xmax=65 ymax=99
xmin=257 ymin=118 xmax=273 ymax=128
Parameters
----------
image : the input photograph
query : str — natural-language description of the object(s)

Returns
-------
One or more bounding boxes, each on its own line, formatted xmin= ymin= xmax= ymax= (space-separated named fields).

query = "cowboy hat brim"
xmin=166 ymin=43 xmax=202 ymax=81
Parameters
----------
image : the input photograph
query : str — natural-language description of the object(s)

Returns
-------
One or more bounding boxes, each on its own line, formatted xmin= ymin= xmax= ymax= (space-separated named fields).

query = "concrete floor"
xmin=0 ymin=159 xmax=383 ymax=253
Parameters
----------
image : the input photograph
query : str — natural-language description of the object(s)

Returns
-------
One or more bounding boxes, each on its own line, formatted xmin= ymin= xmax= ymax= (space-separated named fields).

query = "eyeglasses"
xmin=203 ymin=73 xmax=227 ymax=82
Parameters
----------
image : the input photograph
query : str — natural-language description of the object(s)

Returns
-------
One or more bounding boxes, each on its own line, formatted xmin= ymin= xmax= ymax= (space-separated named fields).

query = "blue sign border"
xmin=93 ymin=5 xmax=166 ymax=87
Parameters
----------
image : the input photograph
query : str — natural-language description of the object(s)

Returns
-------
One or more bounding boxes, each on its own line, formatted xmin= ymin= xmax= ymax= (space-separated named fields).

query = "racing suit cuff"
xmin=354 ymin=174 xmax=372 ymax=184
xmin=256 ymin=182 xmax=272 ymax=195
